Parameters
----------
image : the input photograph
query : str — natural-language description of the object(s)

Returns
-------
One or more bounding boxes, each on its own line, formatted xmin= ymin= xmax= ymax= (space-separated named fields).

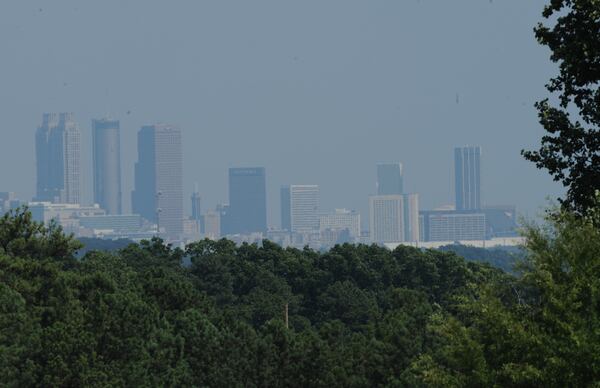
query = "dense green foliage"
xmin=522 ymin=0 xmax=600 ymax=214
xmin=438 ymin=245 xmax=522 ymax=274
xmin=77 ymin=237 xmax=134 ymax=258
xmin=0 ymin=206 xmax=598 ymax=386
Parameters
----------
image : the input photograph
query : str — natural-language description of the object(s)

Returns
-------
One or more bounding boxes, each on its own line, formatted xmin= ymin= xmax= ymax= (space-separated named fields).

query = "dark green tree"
xmin=522 ymin=0 xmax=600 ymax=214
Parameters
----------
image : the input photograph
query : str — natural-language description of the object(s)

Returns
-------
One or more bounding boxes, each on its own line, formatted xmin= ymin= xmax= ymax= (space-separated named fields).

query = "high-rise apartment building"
xmin=92 ymin=119 xmax=122 ymax=214
xmin=132 ymin=125 xmax=183 ymax=239
xmin=284 ymin=185 xmax=320 ymax=233
xmin=454 ymin=146 xmax=481 ymax=210
xmin=227 ymin=167 xmax=267 ymax=234
xmin=377 ymin=163 xmax=403 ymax=195
xmin=369 ymin=194 xmax=419 ymax=243
xmin=35 ymin=113 xmax=81 ymax=204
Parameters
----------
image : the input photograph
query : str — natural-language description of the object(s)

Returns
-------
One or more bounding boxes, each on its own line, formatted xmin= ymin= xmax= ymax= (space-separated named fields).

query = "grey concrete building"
xmin=132 ymin=125 xmax=183 ymax=239
xmin=92 ymin=119 xmax=122 ymax=215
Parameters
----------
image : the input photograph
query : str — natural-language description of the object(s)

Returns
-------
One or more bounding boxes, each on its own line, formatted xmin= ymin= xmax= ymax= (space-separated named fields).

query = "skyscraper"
xmin=191 ymin=191 xmax=202 ymax=221
xmin=369 ymin=195 xmax=404 ymax=243
xmin=404 ymin=193 xmax=420 ymax=242
xmin=280 ymin=186 xmax=291 ymax=231
xmin=285 ymin=185 xmax=320 ymax=232
xmin=35 ymin=113 xmax=81 ymax=204
xmin=92 ymin=119 xmax=122 ymax=214
xmin=132 ymin=125 xmax=183 ymax=239
xmin=377 ymin=163 xmax=403 ymax=195
xmin=369 ymin=194 xmax=419 ymax=243
xmin=227 ymin=167 xmax=267 ymax=234
xmin=454 ymin=146 xmax=482 ymax=210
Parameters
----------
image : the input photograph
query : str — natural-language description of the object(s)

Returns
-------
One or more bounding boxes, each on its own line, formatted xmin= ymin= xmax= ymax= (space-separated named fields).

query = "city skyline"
xmin=0 ymin=1 xmax=564 ymax=229
xmin=27 ymin=114 xmax=512 ymax=238
xmin=19 ymin=111 xmax=522 ymax=246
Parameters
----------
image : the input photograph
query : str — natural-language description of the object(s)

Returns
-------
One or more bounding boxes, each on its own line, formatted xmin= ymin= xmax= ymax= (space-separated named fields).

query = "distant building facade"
xmin=286 ymin=185 xmax=320 ymax=233
xmin=226 ymin=167 xmax=267 ymax=235
xmin=132 ymin=125 xmax=183 ymax=239
xmin=191 ymin=191 xmax=202 ymax=221
xmin=280 ymin=186 xmax=291 ymax=231
xmin=92 ymin=119 xmax=122 ymax=215
xmin=420 ymin=210 xmax=486 ymax=242
xmin=402 ymin=193 xmax=420 ymax=242
xmin=377 ymin=163 xmax=403 ymax=195
xmin=35 ymin=113 xmax=81 ymax=204
xmin=319 ymin=209 xmax=361 ymax=239
xmin=203 ymin=210 xmax=221 ymax=240
xmin=29 ymin=202 xmax=106 ymax=235
xmin=454 ymin=146 xmax=481 ymax=210
xmin=0 ymin=192 xmax=21 ymax=214
xmin=369 ymin=195 xmax=404 ymax=243
xmin=370 ymin=194 xmax=419 ymax=243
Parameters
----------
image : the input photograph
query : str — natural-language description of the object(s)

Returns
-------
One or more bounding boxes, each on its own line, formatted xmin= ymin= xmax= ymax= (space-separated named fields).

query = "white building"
xmin=288 ymin=185 xmax=320 ymax=233
xmin=319 ymin=209 xmax=361 ymax=239
xmin=29 ymin=202 xmax=106 ymax=235
xmin=369 ymin=194 xmax=420 ymax=243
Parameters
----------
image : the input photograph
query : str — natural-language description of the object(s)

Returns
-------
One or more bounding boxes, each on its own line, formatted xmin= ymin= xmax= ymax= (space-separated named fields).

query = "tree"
xmin=522 ymin=0 xmax=600 ymax=214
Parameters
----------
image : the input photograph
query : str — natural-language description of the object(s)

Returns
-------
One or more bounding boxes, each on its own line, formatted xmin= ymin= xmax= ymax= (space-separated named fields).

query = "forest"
xmin=0 ymin=204 xmax=598 ymax=386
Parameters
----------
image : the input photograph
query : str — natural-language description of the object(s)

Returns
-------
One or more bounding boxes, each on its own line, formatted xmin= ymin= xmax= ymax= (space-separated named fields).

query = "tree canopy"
xmin=0 ymin=206 xmax=598 ymax=386
xmin=523 ymin=0 xmax=600 ymax=214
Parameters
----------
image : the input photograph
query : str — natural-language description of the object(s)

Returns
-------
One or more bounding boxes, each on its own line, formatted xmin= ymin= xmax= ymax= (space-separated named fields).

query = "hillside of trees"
xmin=0 ymin=206 xmax=598 ymax=386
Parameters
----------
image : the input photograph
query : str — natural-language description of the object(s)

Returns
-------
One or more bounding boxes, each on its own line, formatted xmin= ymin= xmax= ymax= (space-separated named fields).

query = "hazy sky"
xmin=0 ymin=0 xmax=563 ymax=227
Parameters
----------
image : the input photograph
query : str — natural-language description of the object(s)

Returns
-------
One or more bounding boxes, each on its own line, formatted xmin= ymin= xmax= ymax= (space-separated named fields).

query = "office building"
xmin=92 ymin=119 xmax=122 ymax=215
xmin=191 ymin=191 xmax=202 ymax=221
xmin=420 ymin=210 xmax=486 ymax=242
xmin=377 ymin=163 xmax=403 ymax=195
xmin=132 ymin=125 xmax=183 ymax=239
xmin=35 ymin=113 xmax=81 ymax=204
xmin=455 ymin=146 xmax=481 ymax=210
xmin=203 ymin=210 xmax=221 ymax=240
xmin=319 ymin=209 xmax=361 ymax=239
xmin=483 ymin=205 xmax=518 ymax=238
xmin=402 ymin=193 xmax=420 ymax=242
xmin=29 ymin=202 xmax=106 ymax=235
xmin=284 ymin=185 xmax=320 ymax=232
xmin=227 ymin=167 xmax=267 ymax=234
xmin=79 ymin=214 xmax=142 ymax=234
xmin=369 ymin=194 xmax=420 ymax=244
xmin=0 ymin=192 xmax=20 ymax=214
xmin=369 ymin=195 xmax=404 ymax=243
xmin=280 ymin=186 xmax=291 ymax=231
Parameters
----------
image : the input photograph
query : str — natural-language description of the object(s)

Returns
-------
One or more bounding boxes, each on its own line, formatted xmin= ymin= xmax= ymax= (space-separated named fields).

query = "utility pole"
xmin=284 ymin=303 xmax=289 ymax=329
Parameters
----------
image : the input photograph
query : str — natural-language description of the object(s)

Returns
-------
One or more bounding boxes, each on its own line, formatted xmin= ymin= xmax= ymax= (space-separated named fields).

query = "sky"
xmin=0 ymin=0 xmax=564 ymax=228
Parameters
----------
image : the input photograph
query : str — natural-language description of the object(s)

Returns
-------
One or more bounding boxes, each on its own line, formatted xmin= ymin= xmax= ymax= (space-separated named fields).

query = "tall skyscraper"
xmin=369 ymin=193 xmax=419 ymax=243
xmin=282 ymin=185 xmax=320 ymax=232
xmin=280 ymin=186 xmax=291 ymax=231
xmin=132 ymin=125 xmax=183 ymax=239
xmin=191 ymin=191 xmax=202 ymax=221
xmin=402 ymin=193 xmax=420 ymax=242
xmin=454 ymin=146 xmax=482 ymax=210
xmin=370 ymin=195 xmax=404 ymax=243
xmin=227 ymin=167 xmax=267 ymax=234
xmin=35 ymin=113 xmax=81 ymax=204
xmin=377 ymin=163 xmax=403 ymax=195
xmin=92 ymin=119 xmax=122 ymax=215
